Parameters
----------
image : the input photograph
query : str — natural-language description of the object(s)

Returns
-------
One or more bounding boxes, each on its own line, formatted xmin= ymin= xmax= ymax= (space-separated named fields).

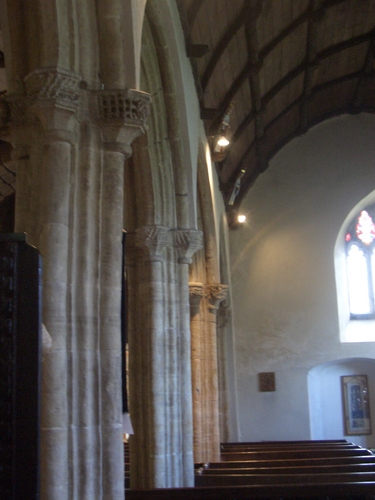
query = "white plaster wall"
xmin=230 ymin=113 xmax=375 ymax=442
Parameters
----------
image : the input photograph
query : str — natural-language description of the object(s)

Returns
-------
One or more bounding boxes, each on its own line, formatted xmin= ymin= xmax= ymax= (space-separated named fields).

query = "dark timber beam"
xmin=299 ymin=0 xmax=324 ymax=133
xmin=225 ymin=68 xmax=373 ymax=207
xmin=186 ymin=0 xmax=206 ymax=29
xmin=186 ymin=44 xmax=209 ymax=58
xmin=244 ymin=1 xmax=263 ymax=132
xmin=224 ymin=30 xmax=374 ymax=155
xmin=352 ymin=31 xmax=375 ymax=109
xmin=208 ymin=3 xmax=371 ymax=139
xmin=201 ymin=1 xmax=253 ymax=92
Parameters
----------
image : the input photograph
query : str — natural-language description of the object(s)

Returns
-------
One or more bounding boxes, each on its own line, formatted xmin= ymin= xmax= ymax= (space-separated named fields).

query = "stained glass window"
xmin=346 ymin=206 xmax=375 ymax=319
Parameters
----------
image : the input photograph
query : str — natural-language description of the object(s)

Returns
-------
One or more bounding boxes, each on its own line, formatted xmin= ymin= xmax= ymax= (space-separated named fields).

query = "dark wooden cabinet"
xmin=0 ymin=234 xmax=41 ymax=500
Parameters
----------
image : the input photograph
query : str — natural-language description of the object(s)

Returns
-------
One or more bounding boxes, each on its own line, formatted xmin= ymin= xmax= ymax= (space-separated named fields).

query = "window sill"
xmin=342 ymin=319 xmax=375 ymax=343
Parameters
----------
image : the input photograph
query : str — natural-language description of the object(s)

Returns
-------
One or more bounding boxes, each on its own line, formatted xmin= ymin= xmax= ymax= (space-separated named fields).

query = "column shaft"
xmin=39 ymin=139 xmax=71 ymax=500
xmin=100 ymin=149 xmax=125 ymax=499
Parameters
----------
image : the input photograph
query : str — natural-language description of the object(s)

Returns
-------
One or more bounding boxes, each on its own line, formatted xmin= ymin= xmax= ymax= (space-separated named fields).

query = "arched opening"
xmin=308 ymin=358 xmax=375 ymax=448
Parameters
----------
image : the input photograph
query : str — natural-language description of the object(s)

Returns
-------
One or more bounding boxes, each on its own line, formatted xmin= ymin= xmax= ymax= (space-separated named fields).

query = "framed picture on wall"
xmin=341 ymin=375 xmax=371 ymax=435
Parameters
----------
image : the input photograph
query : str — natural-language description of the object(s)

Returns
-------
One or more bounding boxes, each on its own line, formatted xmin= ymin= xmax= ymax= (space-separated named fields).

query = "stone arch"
xmin=124 ymin=0 xmax=203 ymax=489
xmin=217 ymin=215 xmax=239 ymax=444
xmin=188 ymin=141 xmax=228 ymax=463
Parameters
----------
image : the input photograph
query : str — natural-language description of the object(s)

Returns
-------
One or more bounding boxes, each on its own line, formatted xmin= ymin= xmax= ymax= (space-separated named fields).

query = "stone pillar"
xmin=127 ymin=227 xmax=202 ymax=488
xmin=190 ymin=282 xmax=228 ymax=463
xmin=94 ymin=87 xmax=151 ymax=499
xmin=131 ymin=225 xmax=170 ymax=489
xmin=217 ymin=303 xmax=231 ymax=443
xmin=174 ymin=230 xmax=203 ymax=485
xmin=205 ymin=284 xmax=228 ymax=462
xmin=10 ymin=68 xmax=81 ymax=500
xmin=189 ymin=282 xmax=204 ymax=462
xmin=6 ymin=71 xmax=151 ymax=499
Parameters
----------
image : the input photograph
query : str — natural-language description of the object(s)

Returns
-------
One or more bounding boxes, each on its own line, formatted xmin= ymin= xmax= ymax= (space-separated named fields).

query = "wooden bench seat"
xmin=196 ymin=463 xmax=375 ymax=475
xmin=220 ymin=448 xmax=372 ymax=461
xmin=197 ymin=455 xmax=375 ymax=468
xmin=220 ymin=443 xmax=363 ymax=453
xmin=195 ymin=471 xmax=375 ymax=486
xmin=221 ymin=439 xmax=350 ymax=448
xmin=127 ymin=482 xmax=375 ymax=499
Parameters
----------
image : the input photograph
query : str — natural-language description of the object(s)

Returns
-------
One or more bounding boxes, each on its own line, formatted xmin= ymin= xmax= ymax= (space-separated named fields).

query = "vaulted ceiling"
xmin=0 ymin=1 xmax=375 ymax=218
xmin=177 ymin=0 xmax=375 ymax=224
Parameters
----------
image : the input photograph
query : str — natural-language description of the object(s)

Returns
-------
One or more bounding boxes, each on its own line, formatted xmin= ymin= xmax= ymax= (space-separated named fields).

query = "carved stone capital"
xmin=24 ymin=68 xmax=81 ymax=107
xmin=206 ymin=284 xmax=228 ymax=311
xmin=7 ymin=68 xmax=81 ymax=133
xmin=135 ymin=225 xmax=169 ymax=262
xmin=93 ymin=89 xmax=151 ymax=157
xmin=189 ymin=282 xmax=204 ymax=314
xmin=173 ymin=229 xmax=203 ymax=264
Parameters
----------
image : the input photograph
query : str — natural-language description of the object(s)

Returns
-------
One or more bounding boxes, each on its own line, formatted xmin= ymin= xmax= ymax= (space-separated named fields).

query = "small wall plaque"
xmin=259 ymin=372 xmax=276 ymax=392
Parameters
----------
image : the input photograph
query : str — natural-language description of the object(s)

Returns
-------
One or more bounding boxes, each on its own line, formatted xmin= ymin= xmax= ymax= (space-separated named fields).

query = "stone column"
xmin=205 ymin=284 xmax=228 ymax=462
xmin=130 ymin=225 xmax=170 ymax=489
xmin=217 ymin=303 xmax=231 ymax=443
xmin=190 ymin=281 xmax=228 ymax=464
xmin=10 ymin=68 xmax=81 ymax=500
xmin=127 ymin=227 xmax=202 ymax=488
xmin=189 ymin=282 xmax=204 ymax=462
xmin=174 ymin=230 xmax=203 ymax=485
xmin=98 ymin=139 xmax=129 ymax=500
xmin=94 ymin=88 xmax=151 ymax=498
xmin=6 ymin=73 xmax=151 ymax=499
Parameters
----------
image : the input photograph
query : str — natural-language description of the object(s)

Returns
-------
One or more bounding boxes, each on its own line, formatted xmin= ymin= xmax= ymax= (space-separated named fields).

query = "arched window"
xmin=345 ymin=207 xmax=375 ymax=319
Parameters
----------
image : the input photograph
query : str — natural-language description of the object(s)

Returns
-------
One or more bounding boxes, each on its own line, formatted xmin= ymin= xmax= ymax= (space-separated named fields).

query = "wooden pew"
xmin=196 ymin=463 xmax=375 ymax=475
xmin=220 ymin=441 xmax=359 ymax=451
xmin=197 ymin=455 xmax=375 ymax=468
xmin=127 ymin=482 xmax=375 ymax=500
xmin=126 ymin=440 xmax=375 ymax=494
xmin=195 ymin=471 xmax=375 ymax=486
xmin=220 ymin=447 xmax=373 ymax=461
xmin=221 ymin=439 xmax=349 ymax=448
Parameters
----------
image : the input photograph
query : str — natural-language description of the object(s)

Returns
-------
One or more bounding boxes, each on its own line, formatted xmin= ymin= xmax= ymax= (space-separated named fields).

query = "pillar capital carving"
xmin=189 ymin=282 xmax=204 ymax=313
xmin=24 ymin=67 xmax=81 ymax=108
xmin=92 ymin=89 xmax=151 ymax=157
xmin=173 ymin=229 xmax=203 ymax=264
xmin=135 ymin=225 xmax=169 ymax=262
xmin=7 ymin=68 xmax=81 ymax=134
xmin=206 ymin=284 xmax=228 ymax=311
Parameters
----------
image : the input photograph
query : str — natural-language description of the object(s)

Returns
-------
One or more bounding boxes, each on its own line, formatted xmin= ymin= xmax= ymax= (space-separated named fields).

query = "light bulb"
xmin=217 ymin=136 xmax=229 ymax=147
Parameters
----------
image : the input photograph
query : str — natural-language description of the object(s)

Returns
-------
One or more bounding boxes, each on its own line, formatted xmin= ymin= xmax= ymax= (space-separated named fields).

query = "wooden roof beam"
xmin=223 ymin=30 xmax=374 ymax=153
xmin=201 ymin=1 xmax=256 ymax=92
xmin=226 ymin=68 xmax=370 ymax=206
xmin=207 ymin=3 xmax=370 ymax=136
xmin=299 ymin=0 xmax=325 ymax=132
xmin=244 ymin=3 xmax=264 ymax=141
xmin=352 ymin=31 xmax=375 ymax=109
